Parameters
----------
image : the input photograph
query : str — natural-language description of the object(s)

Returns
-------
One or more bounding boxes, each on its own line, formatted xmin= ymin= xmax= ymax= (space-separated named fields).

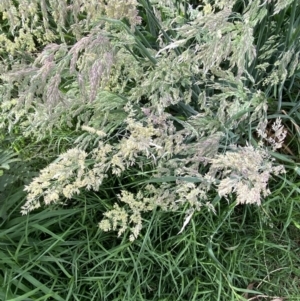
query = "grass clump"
xmin=1 ymin=186 xmax=300 ymax=300
xmin=0 ymin=0 xmax=300 ymax=300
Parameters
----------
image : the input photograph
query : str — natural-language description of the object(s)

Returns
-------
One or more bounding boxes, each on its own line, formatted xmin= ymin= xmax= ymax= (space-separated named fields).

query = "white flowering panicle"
xmin=21 ymin=148 xmax=89 ymax=214
xmin=21 ymin=103 xmax=287 ymax=239
xmin=13 ymin=0 xmax=295 ymax=242
xmin=207 ymin=144 xmax=285 ymax=205
xmin=99 ymin=190 xmax=155 ymax=241
xmin=257 ymin=117 xmax=287 ymax=150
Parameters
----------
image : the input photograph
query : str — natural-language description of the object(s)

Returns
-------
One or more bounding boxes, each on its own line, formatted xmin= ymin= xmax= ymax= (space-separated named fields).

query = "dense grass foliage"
xmin=1 ymin=0 xmax=300 ymax=300
xmin=1 ymin=187 xmax=300 ymax=300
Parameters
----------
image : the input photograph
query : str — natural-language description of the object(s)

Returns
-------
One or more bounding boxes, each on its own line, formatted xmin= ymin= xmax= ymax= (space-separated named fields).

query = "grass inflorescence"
xmin=0 ymin=0 xmax=300 ymax=300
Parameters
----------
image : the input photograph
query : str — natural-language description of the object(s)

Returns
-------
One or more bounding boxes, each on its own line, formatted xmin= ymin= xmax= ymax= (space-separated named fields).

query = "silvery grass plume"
xmin=0 ymin=28 xmax=115 ymax=137
xmin=21 ymin=107 xmax=286 ymax=240
xmin=0 ymin=0 xmax=140 ymax=138
xmin=0 ymin=0 xmax=141 ymax=52
xmin=208 ymin=143 xmax=285 ymax=206
xmin=0 ymin=0 xmax=295 ymax=241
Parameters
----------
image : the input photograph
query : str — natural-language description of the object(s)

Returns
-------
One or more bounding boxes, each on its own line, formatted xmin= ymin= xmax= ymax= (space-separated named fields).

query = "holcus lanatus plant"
xmin=0 ymin=0 xmax=299 ymax=241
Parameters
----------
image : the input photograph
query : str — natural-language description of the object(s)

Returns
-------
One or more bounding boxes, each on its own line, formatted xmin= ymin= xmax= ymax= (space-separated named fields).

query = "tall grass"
xmin=0 ymin=0 xmax=300 ymax=300
xmin=1 ymin=185 xmax=300 ymax=300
